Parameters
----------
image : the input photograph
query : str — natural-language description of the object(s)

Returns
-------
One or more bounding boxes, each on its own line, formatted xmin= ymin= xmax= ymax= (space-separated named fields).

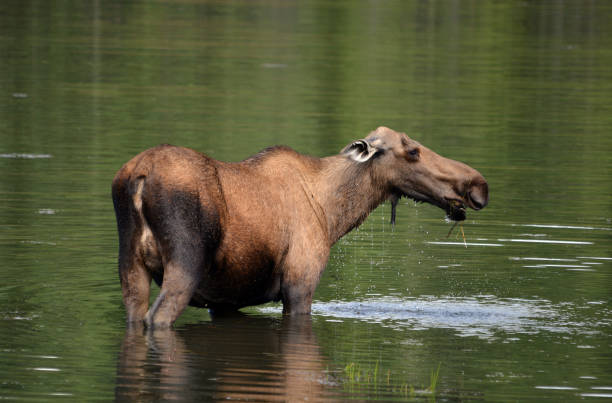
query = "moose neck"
xmin=314 ymin=156 xmax=390 ymax=245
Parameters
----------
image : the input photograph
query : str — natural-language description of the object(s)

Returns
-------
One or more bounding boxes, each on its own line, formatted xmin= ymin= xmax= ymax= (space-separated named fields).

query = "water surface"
xmin=1 ymin=0 xmax=611 ymax=401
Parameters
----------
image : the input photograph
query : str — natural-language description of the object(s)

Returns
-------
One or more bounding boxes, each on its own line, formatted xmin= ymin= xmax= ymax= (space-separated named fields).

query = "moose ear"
xmin=342 ymin=140 xmax=378 ymax=162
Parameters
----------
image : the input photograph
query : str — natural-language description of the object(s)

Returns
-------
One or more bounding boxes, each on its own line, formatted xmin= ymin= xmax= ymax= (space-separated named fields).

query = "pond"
xmin=1 ymin=0 xmax=611 ymax=401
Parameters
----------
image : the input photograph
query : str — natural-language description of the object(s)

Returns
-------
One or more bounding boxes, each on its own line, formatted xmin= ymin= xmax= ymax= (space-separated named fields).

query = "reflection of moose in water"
xmin=112 ymin=126 xmax=488 ymax=328
xmin=115 ymin=315 xmax=330 ymax=401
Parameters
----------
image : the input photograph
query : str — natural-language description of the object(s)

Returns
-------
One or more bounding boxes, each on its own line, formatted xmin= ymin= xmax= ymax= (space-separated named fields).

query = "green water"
xmin=1 ymin=1 xmax=611 ymax=401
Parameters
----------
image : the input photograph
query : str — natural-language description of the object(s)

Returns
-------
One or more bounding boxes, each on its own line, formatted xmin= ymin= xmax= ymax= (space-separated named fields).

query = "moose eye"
xmin=407 ymin=148 xmax=420 ymax=159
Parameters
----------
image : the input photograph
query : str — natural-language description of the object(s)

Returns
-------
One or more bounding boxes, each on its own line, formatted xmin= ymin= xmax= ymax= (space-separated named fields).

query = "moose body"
xmin=112 ymin=127 xmax=488 ymax=328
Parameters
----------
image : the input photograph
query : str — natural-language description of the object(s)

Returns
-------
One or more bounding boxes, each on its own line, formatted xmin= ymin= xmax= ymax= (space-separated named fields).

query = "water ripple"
xmin=277 ymin=296 xmax=609 ymax=340
xmin=0 ymin=153 xmax=52 ymax=159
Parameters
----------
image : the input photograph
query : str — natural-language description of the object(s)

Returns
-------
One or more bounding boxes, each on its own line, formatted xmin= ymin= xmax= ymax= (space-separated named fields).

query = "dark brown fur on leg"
xmin=144 ymin=263 xmax=202 ymax=328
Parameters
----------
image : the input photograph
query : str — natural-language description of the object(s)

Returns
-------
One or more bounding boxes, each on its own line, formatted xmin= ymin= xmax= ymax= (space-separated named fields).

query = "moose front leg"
xmin=282 ymin=283 xmax=315 ymax=315
xmin=281 ymin=248 xmax=329 ymax=315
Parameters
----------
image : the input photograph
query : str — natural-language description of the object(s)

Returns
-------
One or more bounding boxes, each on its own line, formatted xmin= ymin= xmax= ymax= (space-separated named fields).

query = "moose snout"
xmin=466 ymin=179 xmax=488 ymax=210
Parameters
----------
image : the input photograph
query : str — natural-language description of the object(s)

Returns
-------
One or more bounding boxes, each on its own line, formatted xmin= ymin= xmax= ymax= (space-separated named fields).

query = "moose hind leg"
xmin=141 ymin=188 xmax=219 ymax=329
xmin=120 ymin=260 xmax=151 ymax=323
xmin=115 ymin=181 xmax=152 ymax=324
xmin=144 ymin=261 xmax=202 ymax=329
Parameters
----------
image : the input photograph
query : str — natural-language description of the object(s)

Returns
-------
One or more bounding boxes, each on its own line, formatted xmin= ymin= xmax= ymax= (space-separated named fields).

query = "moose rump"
xmin=112 ymin=127 xmax=488 ymax=328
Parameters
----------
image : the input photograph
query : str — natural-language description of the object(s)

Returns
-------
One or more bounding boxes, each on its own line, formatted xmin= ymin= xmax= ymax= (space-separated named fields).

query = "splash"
xmin=261 ymin=296 xmax=609 ymax=340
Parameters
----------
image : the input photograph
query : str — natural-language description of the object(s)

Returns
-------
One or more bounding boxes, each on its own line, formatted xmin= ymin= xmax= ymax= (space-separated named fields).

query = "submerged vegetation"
xmin=341 ymin=360 xmax=442 ymax=400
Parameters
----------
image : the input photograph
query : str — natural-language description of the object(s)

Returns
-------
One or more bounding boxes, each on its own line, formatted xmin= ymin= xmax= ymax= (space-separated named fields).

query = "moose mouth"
xmin=395 ymin=191 xmax=468 ymax=222
xmin=445 ymin=199 xmax=467 ymax=222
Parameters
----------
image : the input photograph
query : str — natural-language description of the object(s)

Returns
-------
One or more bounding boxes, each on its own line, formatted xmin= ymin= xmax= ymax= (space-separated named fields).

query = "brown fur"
xmin=112 ymin=127 xmax=488 ymax=328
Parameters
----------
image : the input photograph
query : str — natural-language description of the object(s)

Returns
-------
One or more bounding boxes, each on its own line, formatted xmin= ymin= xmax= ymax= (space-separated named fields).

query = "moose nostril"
xmin=467 ymin=182 xmax=488 ymax=210
xmin=469 ymin=193 xmax=484 ymax=210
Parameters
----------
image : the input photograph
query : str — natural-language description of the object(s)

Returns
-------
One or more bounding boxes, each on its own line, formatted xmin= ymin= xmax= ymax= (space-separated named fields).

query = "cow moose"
xmin=112 ymin=127 xmax=488 ymax=328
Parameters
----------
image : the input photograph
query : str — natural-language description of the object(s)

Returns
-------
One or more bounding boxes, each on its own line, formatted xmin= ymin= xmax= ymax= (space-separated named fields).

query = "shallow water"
xmin=1 ymin=0 xmax=612 ymax=401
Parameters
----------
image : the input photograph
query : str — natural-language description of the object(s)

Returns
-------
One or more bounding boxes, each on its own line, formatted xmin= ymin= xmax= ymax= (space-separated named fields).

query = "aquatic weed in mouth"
xmin=446 ymin=218 xmax=468 ymax=248
xmin=445 ymin=199 xmax=468 ymax=247
xmin=392 ymin=196 xmax=469 ymax=247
